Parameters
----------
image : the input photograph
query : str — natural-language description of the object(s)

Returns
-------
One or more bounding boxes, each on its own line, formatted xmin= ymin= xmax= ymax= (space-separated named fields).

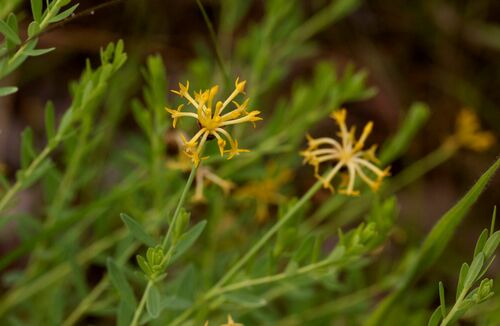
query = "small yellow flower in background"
xmin=300 ymin=109 xmax=390 ymax=196
xmin=166 ymin=132 xmax=234 ymax=202
xmin=444 ymin=108 xmax=496 ymax=152
xmin=166 ymin=78 xmax=262 ymax=166
xmin=193 ymin=167 xmax=234 ymax=202
xmin=221 ymin=314 xmax=243 ymax=326
xmin=204 ymin=314 xmax=244 ymax=326
xmin=235 ymin=163 xmax=292 ymax=222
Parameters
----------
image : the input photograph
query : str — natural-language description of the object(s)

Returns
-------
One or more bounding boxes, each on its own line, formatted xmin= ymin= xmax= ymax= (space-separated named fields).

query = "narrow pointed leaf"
xmin=120 ymin=213 xmax=156 ymax=247
xmin=107 ymin=258 xmax=137 ymax=310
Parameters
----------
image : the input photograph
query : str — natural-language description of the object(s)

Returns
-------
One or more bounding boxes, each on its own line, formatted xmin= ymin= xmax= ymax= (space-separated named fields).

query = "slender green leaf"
xmin=171 ymin=220 xmax=207 ymax=262
xmin=456 ymin=263 xmax=469 ymax=301
xmin=24 ymin=47 xmax=55 ymax=57
xmin=120 ymin=213 xmax=156 ymax=247
xmin=438 ymin=282 xmax=446 ymax=317
xmin=0 ymin=19 xmax=21 ymax=44
xmin=473 ymin=229 xmax=489 ymax=258
xmin=136 ymin=255 xmax=152 ymax=276
xmin=27 ymin=21 xmax=40 ymax=38
xmin=107 ymin=258 xmax=137 ymax=310
xmin=117 ymin=300 xmax=133 ymax=326
xmin=20 ymin=128 xmax=36 ymax=169
xmin=0 ymin=87 xmax=18 ymax=97
xmin=428 ymin=306 xmax=442 ymax=326
xmin=30 ymin=0 xmax=43 ymax=23
xmin=49 ymin=4 xmax=79 ymax=23
xmin=413 ymin=158 xmax=500 ymax=276
xmin=464 ymin=253 xmax=484 ymax=289
xmin=380 ymin=102 xmax=430 ymax=165
xmin=146 ymin=284 xmax=161 ymax=318
xmin=482 ymin=231 xmax=500 ymax=259
xmin=366 ymin=158 xmax=500 ymax=326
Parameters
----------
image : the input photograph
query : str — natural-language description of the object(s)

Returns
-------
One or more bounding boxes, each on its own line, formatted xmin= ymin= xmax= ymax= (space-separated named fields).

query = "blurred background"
xmin=1 ymin=0 xmax=499 ymax=302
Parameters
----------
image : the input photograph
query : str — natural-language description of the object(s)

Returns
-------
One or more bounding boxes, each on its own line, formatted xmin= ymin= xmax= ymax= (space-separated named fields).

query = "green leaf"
xmin=456 ymin=263 xmax=469 ymax=301
xmin=428 ymin=306 xmax=442 ymax=326
xmin=413 ymin=158 xmax=500 ymax=277
xmin=27 ymin=21 xmax=40 ymax=38
xmin=171 ymin=220 xmax=207 ymax=262
xmin=146 ymin=284 xmax=161 ymax=318
xmin=107 ymin=258 xmax=137 ymax=310
xmin=490 ymin=206 xmax=497 ymax=236
xmin=24 ymin=47 xmax=55 ymax=57
xmin=0 ymin=19 xmax=21 ymax=44
xmin=120 ymin=213 xmax=156 ymax=247
xmin=44 ymin=101 xmax=56 ymax=141
xmin=464 ymin=253 xmax=484 ymax=290
xmin=136 ymin=255 xmax=153 ymax=276
xmin=438 ymin=281 xmax=446 ymax=317
xmin=0 ymin=87 xmax=18 ymax=97
xmin=473 ymin=229 xmax=489 ymax=258
xmin=19 ymin=159 xmax=53 ymax=189
xmin=117 ymin=300 xmax=133 ymax=326
xmin=20 ymin=128 xmax=36 ymax=169
xmin=49 ymin=4 xmax=79 ymax=23
xmin=30 ymin=0 xmax=43 ymax=23
xmin=482 ymin=231 xmax=500 ymax=259
xmin=366 ymin=158 xmax=500 ymax=326
xmin=380 ymin=102 xmax=430 ymax=165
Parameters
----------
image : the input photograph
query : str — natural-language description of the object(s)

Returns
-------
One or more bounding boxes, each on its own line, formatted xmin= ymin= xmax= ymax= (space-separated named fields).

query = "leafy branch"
xmin=429 ymin=207 xmax=499 ymax=326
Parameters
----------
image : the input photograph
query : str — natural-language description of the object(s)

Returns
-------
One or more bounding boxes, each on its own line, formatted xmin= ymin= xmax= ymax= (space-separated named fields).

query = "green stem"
xmin=130 ymin=166 xmax=198 ymax=326
xmin=0 ymin=146 xmax=52 ymax=218
xmin=195 ymin=0 xmax=230 ymax=87
xmin=130 ymin=281 xmax=153 ymax=326
xmin=213 ymin=178 xmax=322 ymax=289
xmin=440 ymin=288 xmax=468 ymax=326
xmin=170 ymin=177 xmax=325 ymax=326
xmin=384 ymin=146 xmax=454 ymax=194
xmin=211 ymin=258 xmax=336 ymax=297
xmin=62 ymin=279 xmax=109 ymax=326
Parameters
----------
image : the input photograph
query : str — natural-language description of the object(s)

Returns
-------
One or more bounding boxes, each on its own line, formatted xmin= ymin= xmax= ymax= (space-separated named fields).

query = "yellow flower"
xmin=445 ymin=108 xmax=495 ymax=152
xmin=221 ymin=315 xmax=243 ymax=326
xmin=300 ymin=109 xmax=390 ymax=195
xmin=166 ymin=79 xmax=262 ymax=166
xmin=235 ymin=164 xmax=292 ymax=222
xmin=166 ymin=132 xmax=234 ymax=202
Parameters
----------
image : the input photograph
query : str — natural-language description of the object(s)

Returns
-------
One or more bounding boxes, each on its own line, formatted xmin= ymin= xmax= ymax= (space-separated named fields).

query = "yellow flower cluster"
xmin=166 ymin=79 xmax=262 ymax=166
xmin=445 ymin=108 xmax=495 ymax=152
xmin=301 ymin=109 xmax=390 ymax=195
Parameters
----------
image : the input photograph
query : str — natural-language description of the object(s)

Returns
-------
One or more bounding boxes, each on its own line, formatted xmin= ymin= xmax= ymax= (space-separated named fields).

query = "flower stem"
xmin=170 ymin=177 xmax=325 ymax=326
xmin=130 ymin=165 xmax=198 ymax=326
xmin=195 ymin=0 xmax=230 ymax=87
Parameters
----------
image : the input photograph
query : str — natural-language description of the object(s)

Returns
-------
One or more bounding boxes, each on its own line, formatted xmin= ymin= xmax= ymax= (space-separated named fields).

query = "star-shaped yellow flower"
xmin=300 ymin=109 xmax=390 ymax=195
xmin=166 ymin=79 xmax=262 ymax=166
